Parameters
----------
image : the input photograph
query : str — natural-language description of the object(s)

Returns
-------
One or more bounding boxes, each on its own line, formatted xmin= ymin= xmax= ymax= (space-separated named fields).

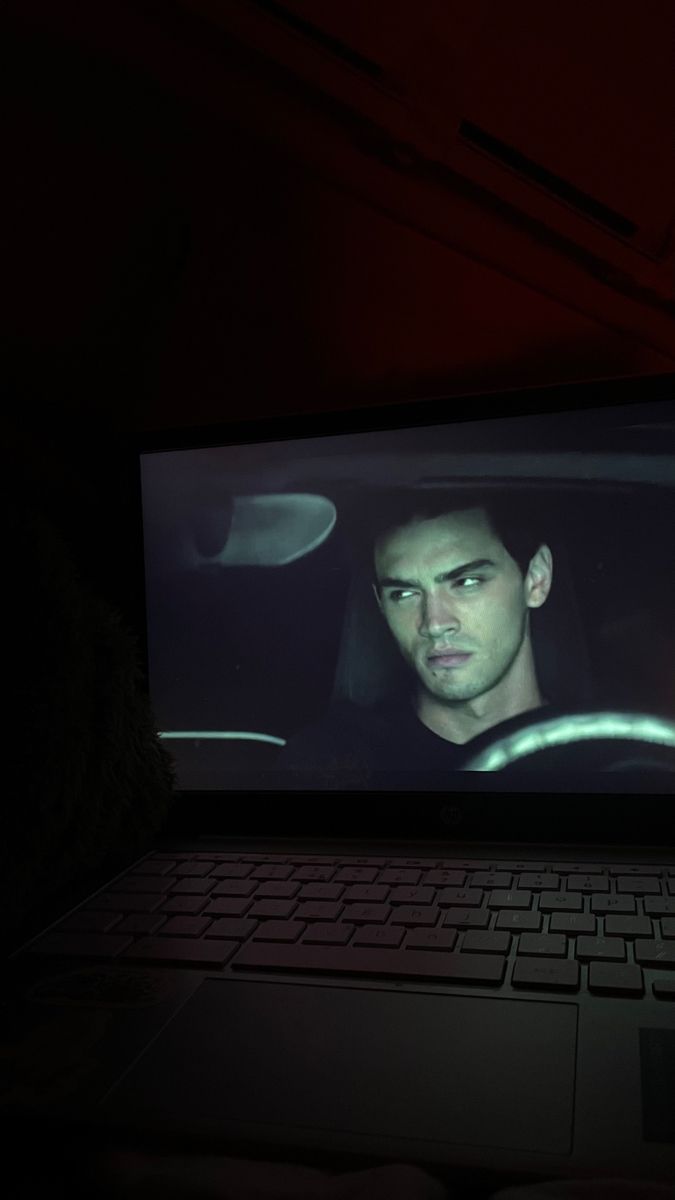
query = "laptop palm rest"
xmin=101 ymin=978 xmax=577 ymax=1155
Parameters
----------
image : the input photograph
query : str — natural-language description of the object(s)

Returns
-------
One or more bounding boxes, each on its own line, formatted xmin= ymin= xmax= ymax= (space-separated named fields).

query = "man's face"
xmin=373 ymin=508 xmax=550 ymax=705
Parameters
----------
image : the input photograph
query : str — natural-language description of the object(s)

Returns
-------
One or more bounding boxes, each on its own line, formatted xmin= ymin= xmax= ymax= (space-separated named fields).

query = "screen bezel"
xmin=128 ymin=373 xmax=675 ymax=847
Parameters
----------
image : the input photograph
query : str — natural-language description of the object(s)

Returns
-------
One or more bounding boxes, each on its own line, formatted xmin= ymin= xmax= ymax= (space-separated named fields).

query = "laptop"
xmin=4 ymin=375 xmax=675 ymax=1195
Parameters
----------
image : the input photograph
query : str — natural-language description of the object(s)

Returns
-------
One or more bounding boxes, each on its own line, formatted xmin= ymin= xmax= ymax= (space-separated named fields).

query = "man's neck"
xmin=416 ymin=688 xmax=546 ymax=746
xmin=414 ymin=639 xmax=546 ymax=746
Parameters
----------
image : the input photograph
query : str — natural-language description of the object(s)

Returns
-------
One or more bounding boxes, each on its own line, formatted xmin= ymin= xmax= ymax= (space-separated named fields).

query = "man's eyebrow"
xmin=378 ymin=558 xmax=497 ymax=590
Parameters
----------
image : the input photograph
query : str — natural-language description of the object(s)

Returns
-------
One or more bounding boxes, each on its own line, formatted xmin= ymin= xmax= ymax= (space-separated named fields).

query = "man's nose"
xmin=418 ymin=592 xmax=461 ymax=637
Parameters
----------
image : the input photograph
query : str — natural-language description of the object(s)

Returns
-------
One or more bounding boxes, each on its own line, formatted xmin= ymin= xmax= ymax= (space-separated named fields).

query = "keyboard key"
xmin=352 ymin=924 xmax=405 ymax=948
xmin=297 ymin=883 xmax=344 ymax=901
xmin=438 ymin=888 xmax=484 ymax=908
xmin=444 ymin=908 xmax=491 ymax=929
xmin=342 ymin=903 xmax=391 ymax=924
xmin=608 ymin=865 xmax=663 ymax=877
xmin=424 ymin=869 xmax=466 ymax=886
xmin=437 ymin=860 xmax=492 ymax=870
xmin=645 ymin=898 xmax=675 ymax=916
xmin=211 ymin=880 xmax=257 ymax=897
xmin=387 ymin=858 xmax=438 ymax=868
xmin=461 ymin=931 xmax=511 ymax=955
xmin=406 ymin=928 xmax=458 ymax=951
xmin=495 ymin=861 xmax=547 ymax=872
xmin=539 ymin=893 xmax=583 ymax=913
xmin=251 ymin=865 xmax=295 ymax=881
xmin=203 ymin=898 xmax=252 ymax=917
xmin=28 ymin=932 xmax=134 ymax=958
xmin=333 ymin=867 xmax=379 ymax=884
xmin=172 ymin=862 xmax=214 ymax=877
xmin=292 ymin=866 xmax=336 ymax=882
xmin=205 ymin=918 xmax=257 ymax=940
xmin=255 ymin=881 xmax=302 ymax=899
xmin=518 ymin=873 xmax=560 ymax=891
xmin=552 ymin=863 xmax=606 ymax=874
xmin=240 ymin=854 xmax=290 ymax=863
xmin=343 ymin=857 xmax=388 ymax=866
xmin=634 ymin=939 xmax=675 ymax=967
xmin=160 ymin=895 xmax=208 ymax=915
xmin=588 ymin=963 xmax=644 ymax=996
xmin=471 ymin=872 xmax=513 ymax=888
xmin=377 ymin=869 xmax=422 ymax=885
xmin=591 ymin=897 xmax=636 ymax=915
xmin=159 ymin=916 xmax=211 ymax=937
xmin=290 ymin=855 xmax=340 ymax=865
xmin=567 ymin=877 xmax=610 ymax=893
xmin=605 ymin=916 xmax=654 ymax=939
xmin=302 ymin=923 xmax=354 ymax=945
xmin=549 ymin=913 xmax=596 ymax=935
xmin=495 ymin=910 xmax=541 ymax=931
xmin=251 ymin=920 xmax=305 ymax=942
xmin=342 ymin=885 xmax=389 ymax=902
xmin=212 ymin=864 xmax=254 ymax=878
xmin=294 ymin=901 xmax=343 ymax=921
xmin=389 ymin=905 xmax=439 ymax=927
xmin=653 ymin=979 xmax=675 ymax=998
xmin=249 ymin=899 xmax=297 ymax=919
xmin=512 ymin=958 xmax=580 ymax=991
xmin=130 ymin=859 xmax=177 ymax=875
xmin=170 ymin=878 xmax=216 ymax=895
xmin=488 ymin=890 xmax=532 ymax=909
xmin=576 ymin=936 xmax=626 ymax=962
xmin=388 ymin=886 xmax=435 ymax=905
xmin=231 ymin=942 xmax=506 ymax=984
xmin=615 ymin=876 xmax=661 ymax=895
xmin=123 ymin=938 xmax=238 ymax=965
xmin=517 ymin=933 xmax=567 ymax=957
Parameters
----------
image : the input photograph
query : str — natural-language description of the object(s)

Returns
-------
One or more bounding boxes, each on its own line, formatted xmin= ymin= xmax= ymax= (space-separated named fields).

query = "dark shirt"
xmin=279 ymin=698 xmax=463 ymax=772
xmin=277 ymin=697 xmax=553 ymax=787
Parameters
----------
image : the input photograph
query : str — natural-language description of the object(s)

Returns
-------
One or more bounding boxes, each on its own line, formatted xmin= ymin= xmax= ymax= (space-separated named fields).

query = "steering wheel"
xmin=461 ymin=711 xmax=675 ymax=773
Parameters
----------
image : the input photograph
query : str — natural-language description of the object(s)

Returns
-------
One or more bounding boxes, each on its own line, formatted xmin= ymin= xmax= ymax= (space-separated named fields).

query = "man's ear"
xmin=525 ymin=544 xmax=553 ymax=609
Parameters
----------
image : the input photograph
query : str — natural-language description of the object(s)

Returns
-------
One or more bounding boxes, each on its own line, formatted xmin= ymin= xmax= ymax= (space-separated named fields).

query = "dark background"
xmin=4 ymin=0 xmax=675 ymax=634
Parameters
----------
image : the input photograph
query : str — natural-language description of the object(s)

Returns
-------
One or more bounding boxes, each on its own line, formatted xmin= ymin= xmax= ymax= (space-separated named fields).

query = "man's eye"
xmin=387 ymin=578 xmax=484 ymax=602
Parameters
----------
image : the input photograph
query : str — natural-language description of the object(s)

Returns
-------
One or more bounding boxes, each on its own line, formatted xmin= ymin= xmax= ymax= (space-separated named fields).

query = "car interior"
xmin=141 ymin=406 xmax=675 ymax=788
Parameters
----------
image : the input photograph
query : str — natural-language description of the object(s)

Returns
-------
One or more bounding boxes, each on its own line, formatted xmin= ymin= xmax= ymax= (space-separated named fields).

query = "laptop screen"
xmin=139 ymin=382 xmax=675 ymax=801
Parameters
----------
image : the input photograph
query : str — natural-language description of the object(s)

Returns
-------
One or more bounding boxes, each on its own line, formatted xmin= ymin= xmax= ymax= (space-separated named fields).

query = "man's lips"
xmin=427 ymin=651 xmax=473 ymax=667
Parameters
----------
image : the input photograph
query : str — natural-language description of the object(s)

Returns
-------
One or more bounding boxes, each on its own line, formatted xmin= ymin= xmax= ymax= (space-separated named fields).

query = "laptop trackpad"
xmin=102 ymin=978 xmax=577 ymax=1155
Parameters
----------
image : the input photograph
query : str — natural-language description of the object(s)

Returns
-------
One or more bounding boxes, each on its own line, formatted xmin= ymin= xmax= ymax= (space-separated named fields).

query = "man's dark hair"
xmin=344 ymin=487 xmax=549 ymax=584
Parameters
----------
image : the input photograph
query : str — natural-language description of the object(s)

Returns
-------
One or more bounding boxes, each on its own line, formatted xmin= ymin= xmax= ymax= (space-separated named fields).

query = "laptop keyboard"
xmin=24 ymin=852 xmax=675 ymax=999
